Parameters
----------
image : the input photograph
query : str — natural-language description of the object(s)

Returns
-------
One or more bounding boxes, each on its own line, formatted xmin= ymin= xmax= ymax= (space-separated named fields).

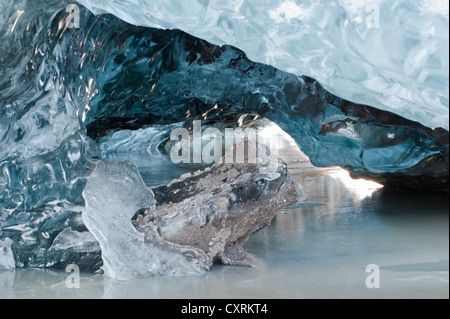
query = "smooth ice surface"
xmin=49 ymin=228 xmax=99 ymax=253
xmin=77 ymin=0 xmax=450 ymax=130
xmin=82 ymin=160 xmax=210 ymax=279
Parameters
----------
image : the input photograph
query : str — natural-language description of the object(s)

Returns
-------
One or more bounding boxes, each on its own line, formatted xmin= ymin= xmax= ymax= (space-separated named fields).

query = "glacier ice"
xmin=82 ymin=160 xmax=210 ymax=279
xmin=97 ymin=123 xmax=210 ymax=187
xmin=0 ymin=238 xmax=15 ymax=270
xmin=136 ymin=142 xmax=300 ymax=266
xmin=76 ymin=0 xmax=449 ymax=130
xmin=0 ymin=131 xmax=101 ymax=269
xmin=49 ymin=228 xmax=99 ymax=253
xmin=0 ymin=0 xmax=448 ymax=272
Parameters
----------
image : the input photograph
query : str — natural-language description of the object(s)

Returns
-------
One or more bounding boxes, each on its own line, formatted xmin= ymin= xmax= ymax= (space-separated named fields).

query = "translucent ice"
xmin=0 ymin=131 xmax=101 ymax=269
xmin=82 ymin=160 xmax=210 ymax=279
xmin=77 ymin=0 xmax=449 ymax=130
xmin=0 ymin=0 xmax=448 ymax=272
xmin=0 ymin=238 xmax=15 ymax=270
xmin=49 ymin=228 xmax=99 ymax=253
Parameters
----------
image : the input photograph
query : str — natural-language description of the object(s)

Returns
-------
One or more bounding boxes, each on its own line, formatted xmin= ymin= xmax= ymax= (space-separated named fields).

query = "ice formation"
xmin=136 ymin=143 xmax=300 ymax=266
xmin=0 ymin=0 xmax=448 ymax=272
xmin=0 ymin=238 xmax=15 ymax=270
xmin=77 ymin=0 xmax=449 ymax=130
xmin=82 ymin=160 xmax=210 ymax=279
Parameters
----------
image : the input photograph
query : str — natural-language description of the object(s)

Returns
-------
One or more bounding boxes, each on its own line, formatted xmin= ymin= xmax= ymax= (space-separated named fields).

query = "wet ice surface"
xmin=77 ymin=0 xmax=450 ymax=130
xmin=0 ymin=136 xmax=448 ymax=298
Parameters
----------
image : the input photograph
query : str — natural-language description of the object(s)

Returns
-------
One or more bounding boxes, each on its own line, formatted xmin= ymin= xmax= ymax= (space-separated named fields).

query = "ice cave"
xmin=0 ymin=0 xmax=448 ymax=299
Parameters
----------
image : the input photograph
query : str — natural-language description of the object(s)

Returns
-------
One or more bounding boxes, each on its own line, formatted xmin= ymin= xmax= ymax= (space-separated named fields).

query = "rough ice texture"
xmin=135 ymin=143 xmax=301 ymax=266
xmin=0 ymin=131 xmax=101 ymax=270
xmin=82 ymin=160 xmax=210 ymax=279
xmin=77 ymin=0 xmax=449 ymax=130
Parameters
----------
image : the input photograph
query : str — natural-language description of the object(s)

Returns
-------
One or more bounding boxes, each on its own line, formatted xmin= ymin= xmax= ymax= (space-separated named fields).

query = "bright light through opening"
xmin=330 ymin=169 xmax=383 ymax=200
xmin=251 ymin=119 xmax=384 ymax=201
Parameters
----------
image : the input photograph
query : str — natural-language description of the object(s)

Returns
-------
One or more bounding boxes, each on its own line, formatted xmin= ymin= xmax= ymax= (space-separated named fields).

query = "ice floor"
xmin=0 ymin=128 xmax=448 ymax=299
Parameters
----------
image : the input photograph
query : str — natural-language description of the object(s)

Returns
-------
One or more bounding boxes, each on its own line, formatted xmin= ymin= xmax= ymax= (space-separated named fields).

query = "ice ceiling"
xmin=77 ymin=0 xmax=449 ymax=130
xmin=0 ymin=0 xmax=448 ymax=270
